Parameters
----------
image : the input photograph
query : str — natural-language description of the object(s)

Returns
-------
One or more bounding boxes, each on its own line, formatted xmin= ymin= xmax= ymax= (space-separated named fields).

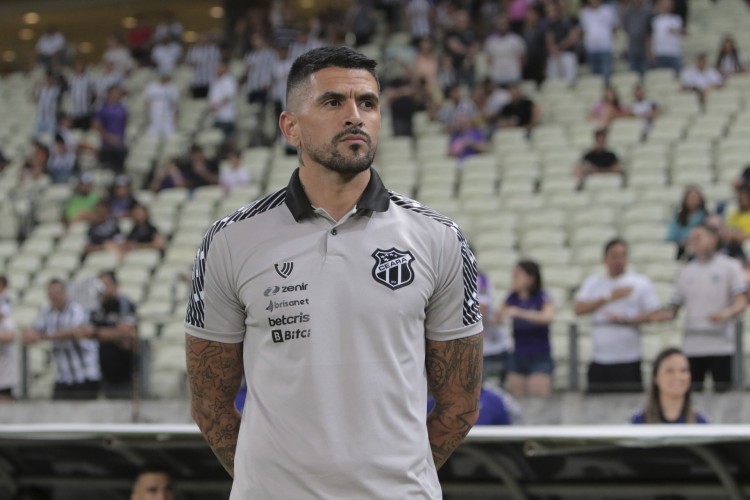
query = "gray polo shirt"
xmin=185 ymin=168 xmax=482 ymax=500
xmin=671 ymin=253 xmax=747 ymax=357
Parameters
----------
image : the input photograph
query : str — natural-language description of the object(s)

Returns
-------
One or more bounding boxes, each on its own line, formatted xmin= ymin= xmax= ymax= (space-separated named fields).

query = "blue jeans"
xmin=587 ymin=51 xmax=613 ymax=82
xmin=653 ymin=55 xmax=682 ymax=76
xmin=629 ymin=52 xmax=648 ymax=75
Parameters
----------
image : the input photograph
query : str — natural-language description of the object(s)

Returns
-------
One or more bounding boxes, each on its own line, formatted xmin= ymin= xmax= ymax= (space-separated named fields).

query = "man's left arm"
xmin=426 ymin=333 xmax=482 ymax=469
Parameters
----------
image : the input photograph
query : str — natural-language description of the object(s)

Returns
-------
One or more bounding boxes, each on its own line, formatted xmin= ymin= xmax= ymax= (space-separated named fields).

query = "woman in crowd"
xmin=121 ymin=203 xmax=165 ymax=257
xmin=588 ymin=85 xmax=624 ymax=128
xmin=495 ymin=260 xmax=554 ymax=397
xmin=716 ymin=35 xmax=747 ymax=77
xmin=667 ymin=186 xmax=708 ymax=259
xmin=632 ymin=347 xmax=708 ymax=424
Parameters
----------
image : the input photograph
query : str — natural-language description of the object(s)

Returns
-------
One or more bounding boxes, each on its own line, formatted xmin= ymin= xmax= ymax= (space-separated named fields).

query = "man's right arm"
xmin=186 ymin=334 xmax=243 ymax=477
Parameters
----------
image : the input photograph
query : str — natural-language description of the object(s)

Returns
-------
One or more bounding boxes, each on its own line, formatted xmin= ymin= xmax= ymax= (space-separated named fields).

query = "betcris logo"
xmin=264 ymin=283 xmax=309 ymax=296
xmin=268 ymin=313 xmax=310 ymax=327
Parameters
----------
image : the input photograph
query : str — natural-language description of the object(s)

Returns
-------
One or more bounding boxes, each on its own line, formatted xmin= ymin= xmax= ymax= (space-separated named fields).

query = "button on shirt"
xmin=185 ymin=168 xmax=482 ymax=499
xmin=576 ymin=272 xmax=661 ymax=364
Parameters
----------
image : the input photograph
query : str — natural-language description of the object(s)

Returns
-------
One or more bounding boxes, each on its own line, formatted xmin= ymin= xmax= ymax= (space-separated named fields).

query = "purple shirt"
xmin=505 ymin=291 xmax=551 ymax=355
xmin=95 ymin=103 xmax=128 ymax=144
xmin=449 ymin=128 xmax=486 ymax=159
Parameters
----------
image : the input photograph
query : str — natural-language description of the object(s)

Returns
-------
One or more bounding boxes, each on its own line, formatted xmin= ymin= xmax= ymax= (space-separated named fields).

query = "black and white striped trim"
xmin=389 ymin=193 xmax=481 ymax=327
xmin=185 ymin=189 xmax=287 ymax=329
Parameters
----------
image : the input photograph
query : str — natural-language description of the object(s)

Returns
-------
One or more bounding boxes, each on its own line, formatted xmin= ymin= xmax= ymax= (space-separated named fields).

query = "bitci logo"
xmin=271 ymin=330 xmax=284 ymax=343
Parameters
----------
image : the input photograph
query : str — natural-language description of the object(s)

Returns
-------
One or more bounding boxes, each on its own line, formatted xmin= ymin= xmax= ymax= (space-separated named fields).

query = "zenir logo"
xmin=274 ymin=262 xmax=294 ymax=279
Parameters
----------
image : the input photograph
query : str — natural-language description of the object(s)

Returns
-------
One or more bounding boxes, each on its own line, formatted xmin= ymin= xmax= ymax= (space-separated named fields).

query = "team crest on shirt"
xmin=371 ymin=248 xmax=415 ymax=290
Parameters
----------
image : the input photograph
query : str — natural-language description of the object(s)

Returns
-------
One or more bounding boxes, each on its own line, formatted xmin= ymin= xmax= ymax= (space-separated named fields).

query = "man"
xmin=579 ymin=0 xmax=618 ymax=82
xmin=93 ymin=85 xmax=128 ymax=173
xmin=625 ymin=84 xmax=661 ymax=140
xmin=574 ymin=128 xmax=623 ymax=189
xmin=484 ymin=16 xmax=526 ymax=86
xmin=208 ymin=61 xmax=238 ymax=141
xmin=88 ymin=271 xmax=138 ymax=398
xmin=150 ymin=35 xmax=183 ymax=76
xmin=144 ymin=71 xmax=179 ymax=140
xmin=185 ymin=32 xmax=221 ymax=99
xmin=185 ymin=46 xmax=483 ymax=499
xmin=443 ymin=9 xmax=480 ymax=87
xmin=63 ymin=173 xmax=99 ymax=225
xmin=84 ymin=200 xmax=121 ymax=257
xmin=545 ymin=1 xmax=581 ymax=85
xmin=648 ymin=0 xmax=685 ymax=75
xmin=22 ymin=279 xmax=101 ymax=400
xmin=35 ymin=25 xmax=66 ymax=68
xmin=67 ymin=60 xmax=96 ymax=130
xmin=130 ymin=466 xmax=173 ymax=500
xmin=494 ymin=82 xmax=540 ymax=134
xmin=620 ymin=0 xmax=652 ymax=75
xmin=574 ymin=239 xmax=662 ymax=393
xmin=681 ymin=53 xmax=724 ymax=102
xmin=34 ymin=71 xmax=62 ymax=137
xmin=649 ymin=225 xmax=747 ymax=392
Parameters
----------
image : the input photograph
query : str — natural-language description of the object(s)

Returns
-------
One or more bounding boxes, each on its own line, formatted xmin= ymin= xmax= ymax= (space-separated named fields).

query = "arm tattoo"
xmin=186 ymin=334 xmax=244 ymax=477
xmin=426 ymin=333 xmax=483 ymax=470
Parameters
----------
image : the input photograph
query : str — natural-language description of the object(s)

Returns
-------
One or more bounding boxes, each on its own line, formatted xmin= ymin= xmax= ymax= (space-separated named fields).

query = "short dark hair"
xmin=48 ymin=278 xmax=65 ymax=288
xmin=594 ymin=128 xmax=608 ymax=140
xmin=286 ymin=46 xmax=379 ymax=103
xmin=132 ymin=465 xmax=172 ymax=489
xmin=99 ymin=270 xmax=118 ymax=285
xmin=604 ymin=238 xmax=627 ymax=255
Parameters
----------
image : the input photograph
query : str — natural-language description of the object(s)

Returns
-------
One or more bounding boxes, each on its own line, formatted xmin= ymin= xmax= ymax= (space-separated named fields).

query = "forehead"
xmin=137 ymin=472 xmax=170 ymax=487
xmin=307 ymin=67 xmax=379 ymax=95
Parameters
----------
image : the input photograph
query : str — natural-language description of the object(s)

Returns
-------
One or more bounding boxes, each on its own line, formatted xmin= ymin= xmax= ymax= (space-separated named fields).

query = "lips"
xmin=341 ymin=134 xmax=367 ymax=143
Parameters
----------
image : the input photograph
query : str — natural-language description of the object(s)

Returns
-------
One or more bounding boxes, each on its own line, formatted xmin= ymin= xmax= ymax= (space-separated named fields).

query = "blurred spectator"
xmin=108 ymin=175 xmax=137 ymax=219
xmin=55 ymin=113 xmax=77 ymax=149
xmin=484 ymin=16 xmax=526 ymax=86
xmin=84 ymin=200 xmax=122 ymax=256
xmin=150 ymin=157 xmax=189 ymax=192
xmin=443 ymin=9 xmax=479 ymax=87
xmin=412 ymin=38 xmax=443 ymax=115
xmin=476 ymin=78 xmax=510 ymax=124
xmin=522 ymin=5 xmax=548 ymax=88
xmin=672 ymin=0 xmax=689 ymax=26
xmin=130 ymin=466 xmax=174 ymax=500
xmin=716 ymin=35 xmax=747 ymax=77
xmin=448 ymin=112 xmax=489 ymax=160
xmin=35 ymin=25 xmax=66 ymax=68
xmin=186 ymin=32 xmax=222 ymax=98
xmin=574 ymin=129 xmax=623 ymax=189
xmin=67 ymin=60 xmax=96 ymax=130
xmin=102 ymin=34 xmax=135 ymax=76
xmin=270 ymin=46 xmax=294 ymax=126
xmin=243 ymin=33 xmax=275 ymax=143
xmin=436 ymin=52 xmax=458 ymax=92
xmin=153 ymin=13 xmax=183 ymax=44
xmin=631 ymin=348 xmax=709 ymax=424
xmin=545 ymin=0 xmax=581 ymax=86
xmin=0 ymin=149 xmax=7 ymax=173
xmin=0 ymin=301 xmax=17 ymax=402
xmin=34 ymin=71 xmax=62 ymax=137
xmin=19 ymin=140 xmax=50 ymax=183
xmin=733 ymin=164 xmax=750 ymax=191
xmin=667 ymin=186 xmax=708 ymax=259
xmin=46 ymin=134 xmax=77 ymax=184
xmin=289 ymin=18 xmax=326 ymax=61
xmin=648 ymin=0 xmax=685 ymax=75
xmin=0 ymin=276 xmax=9 ymax=314
xmin=219 ymin=150 xmax=252 ymax=193
xmin=438 ymin=85 xmax=477 ymax=132
xmin=650 ymin=225 xmax=747 ymax=392
xmin=122 ymin=203 xmax=165 ymax=255
xmin=496 ymin=260 xmax=554 ymax=398
xmin=93 ymin=85 xmax=128 ymax=173
xmin=705 ymin=213 xmax=746 ymax=261
xmin=405 ymin=0 xmax=434 ymax=43
xmin=494 ymin=82 xmax=540 ymax=134
xmin=588 ymin=85 xmax=624 ymax=128
xmin=348 ymin=0 xmax=376 ymax=45
xmin=681 ymin=53 xmax=724 ymax=103
xmin=144 ymin=71 xmax=179 ymax=140
xmin=95 ymin=60 xmax=126 ymax=106
xmin=22 ymin=279 xmax=100 ymax=400
xmin=579 ymin=0 xmax=618 ymax=82
xmin=624 ymin=84 xmax=661 ymax=140
xmin=151 ymin=35 xmax=183 ymax=75
xmin=725 ymin=185 xmax=750 ymax=252
xmin=620 ymin=0 xmax=652 ymax=75
xmin=507 ymin=0 xmax=532 ymax=34
xmin=184 ymin=145 xmax=219 ymax=188
xmin=88 ymin=271 xmax=137 ymax=399
xmin=476 ymin=269 xmax=511 ymax=385
xmin=574 ymin=238 xmax=662 ymax=393
xmin=209 ymin=61 xmax=238 ymax=141
xmin=127 ymin=16 xmax=153 ymax=66
xmin=386 ymin=70 xmax=417 ymax=137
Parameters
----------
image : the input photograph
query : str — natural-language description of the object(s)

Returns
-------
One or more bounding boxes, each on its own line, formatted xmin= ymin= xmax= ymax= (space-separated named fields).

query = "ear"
xmin=279 ymin=111 xmax=300 ymax=149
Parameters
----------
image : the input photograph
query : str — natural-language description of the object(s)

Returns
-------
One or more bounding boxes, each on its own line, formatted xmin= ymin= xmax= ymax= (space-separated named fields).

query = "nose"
xmin=343 ymin=99 xmax=364 ymax=129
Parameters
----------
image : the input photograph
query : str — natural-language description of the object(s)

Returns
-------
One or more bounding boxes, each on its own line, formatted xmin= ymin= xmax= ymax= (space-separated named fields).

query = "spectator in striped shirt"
xmin=22 ymin=279 xmax=101 ymax=400
xmin=243 ymin=33 xmax=275 ymax=106
xmin=34 ymin=71 xmax=62 ymax=137
xmin=67 ymin=60 xmax=96 ymax=130
xmin=186 ymin=32 xmax=222 ymax=99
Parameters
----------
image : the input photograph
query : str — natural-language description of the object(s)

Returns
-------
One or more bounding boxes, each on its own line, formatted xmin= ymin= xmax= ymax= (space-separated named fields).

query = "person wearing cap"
xmin=144 ymin=70 xmax=179 ymax=139
xmin=63 ymin=173 xmax=100 ymax=225
xmin=0 ymin=299 xmax=18 ymax=402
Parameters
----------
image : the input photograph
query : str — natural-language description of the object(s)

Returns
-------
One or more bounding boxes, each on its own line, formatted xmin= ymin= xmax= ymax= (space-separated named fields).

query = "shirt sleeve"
xmin=425 ymin=227 xmax=483 ymax=341
xmin=184 ymin=228 xmax=247 ymax=343
xmin=670 ymin=271 xmax=686 ymax=307
xmin=575 ymin=276 xmax=598 ymax=302
xmin=728 ymin=258 xmax=748 ymax=295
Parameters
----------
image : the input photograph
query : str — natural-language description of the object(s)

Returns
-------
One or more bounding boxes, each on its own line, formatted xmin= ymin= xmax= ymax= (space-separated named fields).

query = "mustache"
xmin=333 ymin=128 xmax=372 ymax=145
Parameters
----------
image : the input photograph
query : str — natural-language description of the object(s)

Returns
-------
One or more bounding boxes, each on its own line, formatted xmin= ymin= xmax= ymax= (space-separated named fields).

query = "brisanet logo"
xmin=265 ymin=298 xmax=310 ymax=313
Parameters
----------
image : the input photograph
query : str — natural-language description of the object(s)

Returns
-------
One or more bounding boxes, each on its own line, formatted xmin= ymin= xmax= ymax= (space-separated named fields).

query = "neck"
xmin=659 ymin=394 xmax=685 ymax=421
xmin=696 ymin=250 xmax=714 ymax=262
xmin=517 ymin=290 xmax=530 ymax=299
xmin=608 ymin=270 xmax=624 ymax=279
xmin=298 ymin=162 xmax=371 ymax=222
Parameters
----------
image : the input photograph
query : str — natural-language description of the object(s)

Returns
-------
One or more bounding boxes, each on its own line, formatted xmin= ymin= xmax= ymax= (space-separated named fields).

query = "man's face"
xmin=100 ymin=275 xmax=117 ymax=299
xmin=283 ymin=67 xmax=380 ymax=175
xmin=131 ymin=472 xmax=173 ymax=500
xmin=688 ymin=227 xmax=716 ymax=256
xmin=604 ymin=243 xmax=628 ymax=276
xmin=47 ymin=283 xmax=67 ymax=311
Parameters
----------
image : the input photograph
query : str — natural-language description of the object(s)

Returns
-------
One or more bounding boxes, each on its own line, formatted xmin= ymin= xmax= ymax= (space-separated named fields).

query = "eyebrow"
xmin=315 ymin=91 xmax=380 ymax=106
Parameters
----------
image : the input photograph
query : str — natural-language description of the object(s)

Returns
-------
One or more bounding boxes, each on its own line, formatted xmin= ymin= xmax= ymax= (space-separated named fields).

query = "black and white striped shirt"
xmin=32 ymin=301 xmax=101 ymax=385
xmin=68 ymin=73 xmax=95 ymax=118
xmin=36 ymin=84 xmax=61 ymax=125
xmin=244 ymin=47 xmax=276 ymax=93
xmin=186 ymin=42 xmax=222 ymax=88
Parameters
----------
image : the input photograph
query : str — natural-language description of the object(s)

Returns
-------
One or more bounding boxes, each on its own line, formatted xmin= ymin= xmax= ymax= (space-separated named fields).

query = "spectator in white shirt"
xmin=102 ymin=34 xmax=135 ymax=76
xmin=219 ymin=150 xmax=251 ymax=193
xmin=484 ymin=16 xmax=526 ymax=86
xmin=153 ymin=13 xmax=183 ymax=44
xmin=579 ymin=0 xmax=618 ymax=82
xmin=143 ymin=71 xmax=180 ymax=139
xmin=625 ymin=84 xmax=661 ymax=140
xmin=0 ymin=301 xmax=17 ymax=402
xmin=36 ymin=25 xmax=66 ymax=68
xmin=209 ymin=61 xmax=238 ymax=141
xmin=681 ymin=53 xmax=724 ymax=102
xmin=151 ymin=36 xmax=183 ymax=75
xmin=648 ymin=0 xmax=685 ymax=75
xmin=574 ymin=238 xmax=662 ymax=393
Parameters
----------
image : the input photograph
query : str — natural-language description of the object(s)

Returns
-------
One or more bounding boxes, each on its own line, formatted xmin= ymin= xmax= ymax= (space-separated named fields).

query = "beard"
xmin=303 ymin=128 xmax=377 ymax=174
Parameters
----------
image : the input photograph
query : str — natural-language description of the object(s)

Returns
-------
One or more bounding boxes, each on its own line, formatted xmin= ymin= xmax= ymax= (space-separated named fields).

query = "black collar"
xmin=285 ymin=167 xmax=390 ymax=222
